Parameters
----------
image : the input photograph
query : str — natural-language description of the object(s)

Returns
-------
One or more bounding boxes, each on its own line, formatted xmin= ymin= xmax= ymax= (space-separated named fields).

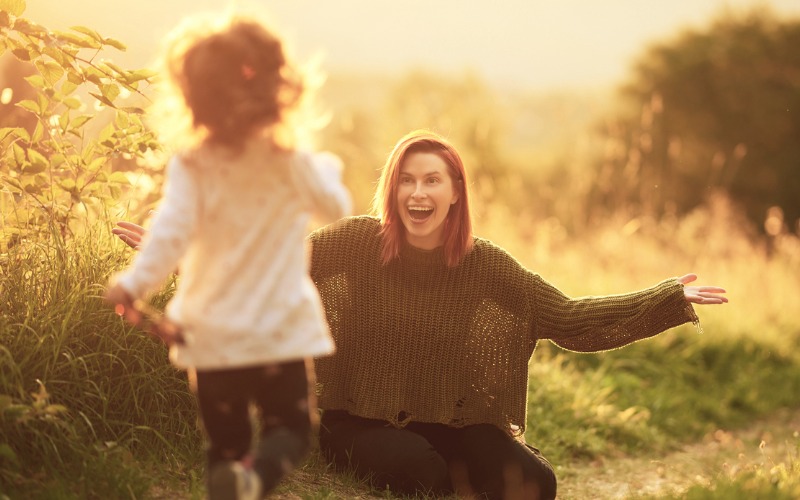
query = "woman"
xmin=114 ymin=129 xmax=727 ymax=500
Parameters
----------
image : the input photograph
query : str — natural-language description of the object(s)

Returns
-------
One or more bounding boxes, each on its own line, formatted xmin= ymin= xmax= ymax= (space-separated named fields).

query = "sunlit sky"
xmin=25 ymin=0 xmax=800 ymax=91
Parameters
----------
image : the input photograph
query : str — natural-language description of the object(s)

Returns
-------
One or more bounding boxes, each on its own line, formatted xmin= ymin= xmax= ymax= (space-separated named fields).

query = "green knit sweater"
xmin=309 ymin=216 xmax=698 ymax=434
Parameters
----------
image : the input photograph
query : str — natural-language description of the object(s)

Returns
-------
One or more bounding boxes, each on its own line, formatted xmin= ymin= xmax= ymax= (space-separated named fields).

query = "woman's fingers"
xmin=684 ymin=286 xmax=729 ymax=304
xmin=115 ymin=221 xmax=146 ymax=234
xmin=112 ymin=221 xmax=145 ymax=250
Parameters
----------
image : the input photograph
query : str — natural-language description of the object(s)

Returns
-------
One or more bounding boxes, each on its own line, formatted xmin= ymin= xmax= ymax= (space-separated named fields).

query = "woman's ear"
xmin=450 ymin=181 xmax=461 ymax=205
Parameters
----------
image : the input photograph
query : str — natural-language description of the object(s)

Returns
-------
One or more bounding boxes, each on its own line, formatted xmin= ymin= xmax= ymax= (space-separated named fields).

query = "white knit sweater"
xmin=114 ymin=139 xmax=351 ymax=369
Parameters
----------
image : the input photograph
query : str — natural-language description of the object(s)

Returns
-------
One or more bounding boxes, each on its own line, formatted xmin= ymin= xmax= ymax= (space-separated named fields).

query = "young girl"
xmin=104 ymin=15 xmax=351 ymax=500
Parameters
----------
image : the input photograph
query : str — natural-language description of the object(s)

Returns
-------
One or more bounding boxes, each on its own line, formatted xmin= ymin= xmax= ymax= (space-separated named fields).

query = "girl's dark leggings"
xmin=192 ymin=359 xmax=316 ymax=494
xmin=319 ymin=410 xmax=557 ymax=500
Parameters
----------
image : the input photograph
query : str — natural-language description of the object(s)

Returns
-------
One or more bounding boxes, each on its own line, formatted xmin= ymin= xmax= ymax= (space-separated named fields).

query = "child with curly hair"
xmin=105 ymin=14 xmax=351 ymax=500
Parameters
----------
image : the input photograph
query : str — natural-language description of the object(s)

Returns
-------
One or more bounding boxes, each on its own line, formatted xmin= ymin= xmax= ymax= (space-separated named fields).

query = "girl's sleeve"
xmin=530 ymin=273 xmax=699 ymax=352
xmin=293 ymin=151 xmax=352 ymax=224
xmin=112 ymin=156 xmax=199 ymax=299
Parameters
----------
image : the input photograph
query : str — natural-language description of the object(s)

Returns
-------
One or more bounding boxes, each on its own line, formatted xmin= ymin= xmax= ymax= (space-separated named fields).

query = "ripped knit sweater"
xmin=309 ymin=216 xmax=698 ymax=434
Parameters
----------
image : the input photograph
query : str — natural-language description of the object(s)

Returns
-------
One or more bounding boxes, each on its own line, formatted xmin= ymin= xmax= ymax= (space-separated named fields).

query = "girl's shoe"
xmin=208 ymin=461 xmax=262 ymax=500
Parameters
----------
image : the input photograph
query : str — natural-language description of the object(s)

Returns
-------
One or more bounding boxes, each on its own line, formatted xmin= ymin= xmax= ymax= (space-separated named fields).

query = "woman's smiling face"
xmin=396 ymin=152 xmax=460 ymax=250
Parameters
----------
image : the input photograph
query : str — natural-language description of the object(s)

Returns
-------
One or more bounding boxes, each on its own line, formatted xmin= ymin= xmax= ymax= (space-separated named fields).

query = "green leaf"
xmin=103 ymin=38 xmax=126 ymax=51
xmin=23 ymin=74 xmax=45 ymax=89
xmin=67 ymin=69 xmax=84 ymax=85
xmin=102 ymin=60 xmax=126 ymax=75
xmin=101 ymin=83 xmax=120 ymax=102
xmin=12 ymin=143 xmax=25 ymax=166
xmin=27 ymin=149 xmax=47 ymax=168
xmin=89 ymin=92 xmax=115 ymax=109
xmin=35 ymin=60 xmax=65 ymax=86
xmin=84 ymin=72 xmax=103 ymax=86
xmin=70 ymin=25 xmax=103 ymax=43
xmin=60 ymin=80 xmax=79 ymax=96
xmin=85 ymin=157 xmax=106 ymax=172
xmin=114 ymin=111 xmax=129 ymax=129
xmin=50 ymin=153 xmax=65 ymax=168
xmin=59 ymin=179 xmax=76 ymax=190
xmin=108 ymin=171 xmax=130 ymax=184
xmin=1 ymin=175 xmax=23 ymax=191
xmin=63 ymin=96 xmax=81 ymax=109
xmin=0 ymin=127 xmax=26 ymax=143
xmin=58 ymin=113 xmax=69 ymax=131
xmin=0 ymin=0 xmax=25 ymax=16
xmin=53 ymin=31 xmax=101 ymax=49
xmin=15 ymin=99 xmax=40 ymax=114
xmin=1 ymin=0 xmax=25 ymax=17
xmin=98 ymin=122 xmax=115 ymax=143
xmin=70 ymin=115 xmax=93 ymax=129
xmin=125 ymin=69 xmax=157 ymax=83
xmin=42 ymin=46 xmax=68 ymax=66
xmin=31 ymin=121 xmax=43 ymax=143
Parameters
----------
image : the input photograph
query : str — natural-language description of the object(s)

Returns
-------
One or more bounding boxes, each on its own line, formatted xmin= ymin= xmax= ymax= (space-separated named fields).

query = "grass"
xmin=1 ymin=194 xmax=799 ymax=498
xmin=0 ymin=224 xmax=203 ymax=499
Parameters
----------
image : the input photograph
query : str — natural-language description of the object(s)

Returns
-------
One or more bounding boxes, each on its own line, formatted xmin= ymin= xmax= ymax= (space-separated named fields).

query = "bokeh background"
xmin=2 ymin=1 xmax=800 ymax=498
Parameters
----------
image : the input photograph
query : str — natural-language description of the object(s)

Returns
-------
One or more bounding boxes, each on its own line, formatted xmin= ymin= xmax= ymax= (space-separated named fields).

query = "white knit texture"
xmin=115 ymin=140 xmax=351 ymax=369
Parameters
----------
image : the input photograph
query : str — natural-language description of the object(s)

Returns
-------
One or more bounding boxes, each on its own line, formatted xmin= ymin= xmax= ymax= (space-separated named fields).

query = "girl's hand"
xmin=678 ymin=274 xmax=728 ymax=305
xmin=112 ymin=221 xmax=146 ymax=250
xmin=104 ymin=283 xmax=142 ymax=324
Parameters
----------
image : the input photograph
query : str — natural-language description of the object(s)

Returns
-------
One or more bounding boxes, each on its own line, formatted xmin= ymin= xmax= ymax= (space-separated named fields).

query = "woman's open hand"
xmin=112 ymin=221 xmax=146 ymax=250
xmin=678 ymin=274 xmax=728 ymax=305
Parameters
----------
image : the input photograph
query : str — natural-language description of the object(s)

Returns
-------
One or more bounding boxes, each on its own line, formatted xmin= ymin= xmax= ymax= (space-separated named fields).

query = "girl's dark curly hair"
xmin=161 ymin=16 xmax=305 ymax=152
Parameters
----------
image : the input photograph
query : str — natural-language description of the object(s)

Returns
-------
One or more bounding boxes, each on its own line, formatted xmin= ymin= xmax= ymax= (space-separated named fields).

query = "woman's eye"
xmin=427 ymin=177 xmax=440 ymax=184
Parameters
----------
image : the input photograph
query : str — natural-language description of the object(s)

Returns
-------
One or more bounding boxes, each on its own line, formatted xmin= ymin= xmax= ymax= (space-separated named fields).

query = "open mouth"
xmin=408 ymin=206 xmax=433 ymax=222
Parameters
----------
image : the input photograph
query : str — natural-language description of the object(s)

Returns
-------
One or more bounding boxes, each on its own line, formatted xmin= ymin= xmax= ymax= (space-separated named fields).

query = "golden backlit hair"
xmin=151 ymin=13 xmax=315 ymax=153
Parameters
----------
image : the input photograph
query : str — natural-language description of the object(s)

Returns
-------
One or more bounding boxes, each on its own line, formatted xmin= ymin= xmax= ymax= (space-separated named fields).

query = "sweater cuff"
xmin=666 ymin=278 xmax=701 ymax=333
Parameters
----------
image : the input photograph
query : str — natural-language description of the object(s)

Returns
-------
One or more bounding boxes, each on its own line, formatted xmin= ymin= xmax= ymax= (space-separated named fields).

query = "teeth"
xmin=409 ymin=207 xmax=433 ymax=212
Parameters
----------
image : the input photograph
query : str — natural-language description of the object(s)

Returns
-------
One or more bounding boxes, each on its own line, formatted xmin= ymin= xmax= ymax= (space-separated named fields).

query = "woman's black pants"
xmin=319 ymin=410 xmax=557 ymax=499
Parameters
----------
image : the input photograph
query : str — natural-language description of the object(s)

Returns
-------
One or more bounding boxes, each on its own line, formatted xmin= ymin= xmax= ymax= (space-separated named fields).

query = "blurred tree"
xmin=382 ymin=70 xmax=508 ymax=183
xmin=594 ymin=9 xmax=800 ymax=232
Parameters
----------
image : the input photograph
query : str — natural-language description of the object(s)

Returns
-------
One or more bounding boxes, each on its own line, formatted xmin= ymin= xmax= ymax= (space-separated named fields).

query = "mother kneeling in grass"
xmin=115 ymin=129 xmax=727 ymax=500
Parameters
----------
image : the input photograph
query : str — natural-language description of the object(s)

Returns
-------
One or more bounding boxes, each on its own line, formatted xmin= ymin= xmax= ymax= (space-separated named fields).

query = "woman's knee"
xmin=318 ymin=415 xmax=451 ymax=495
xmin=461 ymin=425 xmax=557 ymax=500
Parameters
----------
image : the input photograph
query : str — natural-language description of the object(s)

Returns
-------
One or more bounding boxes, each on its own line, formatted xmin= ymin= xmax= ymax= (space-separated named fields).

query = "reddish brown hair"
xmin=371 ymin=130 xmax=473 ymax=267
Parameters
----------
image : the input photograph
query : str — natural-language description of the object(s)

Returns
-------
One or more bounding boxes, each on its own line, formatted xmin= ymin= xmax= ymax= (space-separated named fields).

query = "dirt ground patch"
xmin=556 ymin=409 xmax=800 ymax=499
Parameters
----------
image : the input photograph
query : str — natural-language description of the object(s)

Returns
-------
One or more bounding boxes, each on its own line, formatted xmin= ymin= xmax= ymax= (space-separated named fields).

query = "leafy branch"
xmin=0 ymin=0 xmax=161 ymax=244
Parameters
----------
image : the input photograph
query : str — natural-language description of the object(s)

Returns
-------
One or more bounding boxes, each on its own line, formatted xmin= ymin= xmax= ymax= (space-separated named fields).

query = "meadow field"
xmin=2 ymin=5 xmax=800 ymax=498
xmin=2 ymin=193 xmax=799 ymax=499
